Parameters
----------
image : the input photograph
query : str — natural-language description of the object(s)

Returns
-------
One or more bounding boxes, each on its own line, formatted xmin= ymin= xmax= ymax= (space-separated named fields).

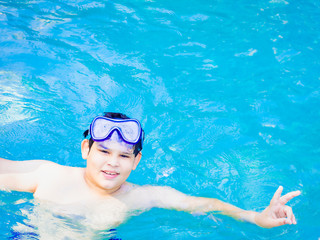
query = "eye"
xmin=100 ymin=150 xmax=110 ymax=154
xmin=120 ymin=154 xmax=130 ymax=158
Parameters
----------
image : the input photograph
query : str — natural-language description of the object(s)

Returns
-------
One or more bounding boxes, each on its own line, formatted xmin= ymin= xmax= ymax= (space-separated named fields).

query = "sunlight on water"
xmin=0 ymin=0 xmax=319 ymax=239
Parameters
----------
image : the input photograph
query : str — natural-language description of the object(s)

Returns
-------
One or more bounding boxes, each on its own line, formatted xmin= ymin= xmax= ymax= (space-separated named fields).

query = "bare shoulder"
xmin=37 ymin=161 xmax=70 ymax=171
xmin=118 ymin=184 xmax=187 ymax=210
xmin=33 ymin=162 xmax=85 ymax=201
xmin=0 ymin=159 xmax=76 ymax=193
xmin=1 ymin=158 xmax=55 ymax=174
xmin=36 ymin=161 xmax=83 ymax=178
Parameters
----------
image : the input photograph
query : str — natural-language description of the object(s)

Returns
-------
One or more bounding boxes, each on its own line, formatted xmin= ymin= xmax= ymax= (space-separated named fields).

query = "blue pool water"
xmin=0 ymin=0 xmax=319 ymax=239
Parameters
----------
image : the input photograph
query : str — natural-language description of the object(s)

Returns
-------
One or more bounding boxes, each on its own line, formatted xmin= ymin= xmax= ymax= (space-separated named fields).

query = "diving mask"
xmin=89 ymin=116 xmax=143 ymax=145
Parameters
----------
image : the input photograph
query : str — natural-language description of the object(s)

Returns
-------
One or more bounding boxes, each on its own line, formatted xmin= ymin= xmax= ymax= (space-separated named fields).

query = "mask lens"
xmin=91 ymin=118 xmax=113 ymax=140
xmin=120 ymin=121 xmax=140 ymax=143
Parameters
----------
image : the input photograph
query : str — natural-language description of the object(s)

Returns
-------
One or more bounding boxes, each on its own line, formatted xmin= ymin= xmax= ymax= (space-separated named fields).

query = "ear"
xmin=132 ymin=152 xmax=142 ymax=170
xmin=81 ymin=139 xmax=90 ymax=159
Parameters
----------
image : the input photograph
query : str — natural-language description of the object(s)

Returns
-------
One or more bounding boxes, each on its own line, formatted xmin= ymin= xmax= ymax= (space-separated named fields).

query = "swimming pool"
xmin=0 ymin=0 xmax=319 ymax=239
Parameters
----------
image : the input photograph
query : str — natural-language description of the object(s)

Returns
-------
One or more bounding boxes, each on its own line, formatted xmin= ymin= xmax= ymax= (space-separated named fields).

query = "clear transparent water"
xmin=0 ymin=0 xmax=319 ymax=239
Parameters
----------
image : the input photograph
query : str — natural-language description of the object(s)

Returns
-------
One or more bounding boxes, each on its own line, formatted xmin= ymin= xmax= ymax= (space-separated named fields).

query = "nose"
xmin=106 ymin=155 xmax=119 ymax=167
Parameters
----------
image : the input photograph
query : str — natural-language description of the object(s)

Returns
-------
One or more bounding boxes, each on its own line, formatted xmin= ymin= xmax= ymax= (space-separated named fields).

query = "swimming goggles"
xmin=89 ymin=116 xmax=143 ymax=144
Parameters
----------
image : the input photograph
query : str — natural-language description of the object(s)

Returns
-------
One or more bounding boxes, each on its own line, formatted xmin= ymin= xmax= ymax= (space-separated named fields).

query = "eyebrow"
xmin=97 ymin=143 xmax=108 ymax=149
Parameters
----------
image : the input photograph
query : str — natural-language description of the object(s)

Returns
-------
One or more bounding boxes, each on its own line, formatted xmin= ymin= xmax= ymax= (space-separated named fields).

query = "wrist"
xmin=240 ymin=210 xmax=258 ymax=224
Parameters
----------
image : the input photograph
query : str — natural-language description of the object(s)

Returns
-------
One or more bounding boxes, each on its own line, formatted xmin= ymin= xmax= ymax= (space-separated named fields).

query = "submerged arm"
xmin=142 ymin=186 xmax=255 ymax=222
xmin=180 ymin=195 xmax=257 ymax=223
xmin=139 ymin=186 xmax=300 ymax=228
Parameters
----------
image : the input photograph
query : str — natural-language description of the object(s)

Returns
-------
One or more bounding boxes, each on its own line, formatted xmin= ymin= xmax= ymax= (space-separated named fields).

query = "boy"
xmin=0 ymin=112 xmax=300 ymax=229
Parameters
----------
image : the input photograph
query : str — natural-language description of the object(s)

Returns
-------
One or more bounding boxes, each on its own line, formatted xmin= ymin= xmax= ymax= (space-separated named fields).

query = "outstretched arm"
xmin=0 ymin=158 xmax=50 ymax=192
xmin=180 ymin=186 xmax=301 ymax=228
xmin=136 ymin=185 xmax=300 ymax=228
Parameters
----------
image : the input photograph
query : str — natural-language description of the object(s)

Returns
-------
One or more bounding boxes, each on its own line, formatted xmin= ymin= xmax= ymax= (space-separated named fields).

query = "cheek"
xmin=120 ymin=159 xmax=135 ymax=170
xmin=88 ymin=153 xmax=104 ymax=168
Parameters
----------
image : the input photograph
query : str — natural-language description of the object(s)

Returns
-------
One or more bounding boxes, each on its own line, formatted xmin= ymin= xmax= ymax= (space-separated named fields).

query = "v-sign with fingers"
xmin=254 ymin=186 xmax=301 ymax=228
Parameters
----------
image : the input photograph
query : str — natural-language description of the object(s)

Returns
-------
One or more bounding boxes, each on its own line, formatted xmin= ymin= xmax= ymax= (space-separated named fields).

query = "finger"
xmin=283 ymin=206 xmax=293 ymax=224
xmin=277 ymin=207 xmax=287 ymax=218
xmin=269 ymin=217 xmax=290 ymax=228
xmin=270 ymin=186 xmax=283 ymax=204
xmin=280 ymin=190 xmax=301 ymax=205
xmin=293 ymin=214 xmax=297 ymax=224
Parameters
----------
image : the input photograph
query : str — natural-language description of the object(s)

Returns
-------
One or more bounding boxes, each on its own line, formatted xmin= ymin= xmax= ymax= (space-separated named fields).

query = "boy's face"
xmin=81 ymin=131 xmax=141 ymax=195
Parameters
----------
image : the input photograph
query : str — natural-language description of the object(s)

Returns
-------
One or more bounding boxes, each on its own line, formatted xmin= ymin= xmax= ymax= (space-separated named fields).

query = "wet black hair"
xmin=83 ymin=112 xmax=144 ymax=156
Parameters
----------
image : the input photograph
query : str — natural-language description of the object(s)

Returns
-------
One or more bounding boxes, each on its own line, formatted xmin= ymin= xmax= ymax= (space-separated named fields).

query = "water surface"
xmin=0 ymin=0 xmax=319 ymax=239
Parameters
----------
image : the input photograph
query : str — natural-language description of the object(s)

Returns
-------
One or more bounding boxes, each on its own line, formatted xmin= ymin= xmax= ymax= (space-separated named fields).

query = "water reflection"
xmin=0 ymin=0 xmax=319 ymax=238
xmin=12 ymin=199 xmax=123 ymax=239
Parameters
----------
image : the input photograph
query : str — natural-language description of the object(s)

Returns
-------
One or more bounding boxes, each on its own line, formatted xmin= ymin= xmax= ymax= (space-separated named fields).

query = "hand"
xmin=254 ymin=186 xmax=301 ymax=228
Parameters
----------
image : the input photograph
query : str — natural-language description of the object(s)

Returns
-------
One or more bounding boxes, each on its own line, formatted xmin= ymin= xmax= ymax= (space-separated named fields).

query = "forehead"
xmin=95 ymin=131 xmax=134 ymax=153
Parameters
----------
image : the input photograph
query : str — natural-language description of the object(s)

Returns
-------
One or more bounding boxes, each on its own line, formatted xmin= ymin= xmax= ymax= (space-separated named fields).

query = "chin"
xmin=100 ymin=182 xmax=122 ymax=192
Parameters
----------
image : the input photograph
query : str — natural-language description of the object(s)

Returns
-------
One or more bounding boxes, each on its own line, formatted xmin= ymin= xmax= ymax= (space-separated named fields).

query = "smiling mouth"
xmin=101 ymin=170 xmax=119 ymax=176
